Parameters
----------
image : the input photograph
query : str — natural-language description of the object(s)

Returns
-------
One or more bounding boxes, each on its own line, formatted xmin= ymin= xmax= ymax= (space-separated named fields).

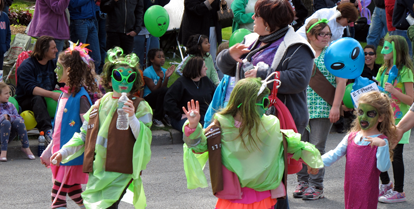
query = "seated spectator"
xmin=143 ymin=48 xmax=175 ymax=127
xmin=15 ymin=36 xmax=61 ymax=142
xmin=165 ymin=57 xmax=215 ymax=132
xmin=297 ymin=3 xmax=358 ymax=42
xmin=176 ymin=34 xmax=220 ymax=85
xmin=0 ymin=83 xmax=35 ymax=162
xmin=362 ymin=45 xmax=381 ymax=81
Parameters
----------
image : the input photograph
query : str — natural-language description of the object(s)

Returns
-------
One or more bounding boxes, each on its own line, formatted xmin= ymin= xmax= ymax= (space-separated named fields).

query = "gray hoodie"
xmin=216 ymin=26 xmax=315 ymax=133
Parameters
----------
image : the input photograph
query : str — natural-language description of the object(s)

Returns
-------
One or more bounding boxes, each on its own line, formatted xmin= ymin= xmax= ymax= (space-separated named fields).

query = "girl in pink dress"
xmin=322 ymin=91 xmax=394 ymax=209
xmin=40 ymin=43 xmax=98 ymax=209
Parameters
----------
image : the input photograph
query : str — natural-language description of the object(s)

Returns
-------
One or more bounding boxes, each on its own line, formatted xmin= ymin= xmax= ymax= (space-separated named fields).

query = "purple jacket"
xmin=0 ymin=102 xmax=22 ymax=123
xmin=28 ymin=0 xmax=70 ymax=40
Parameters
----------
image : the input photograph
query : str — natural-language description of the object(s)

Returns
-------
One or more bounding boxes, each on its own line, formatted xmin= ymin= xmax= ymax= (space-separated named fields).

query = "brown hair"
xmin=0 ymin=0 xmax=4 ymax=13
xmin=101 ymin=59 xmax=142 ymax=94
xmin=383 ymin=35 xmax=414 ymax=73
xmin=58 ymin=50 xmax=98 ymax=96
xmin=182 ymin=57 xmax=204 ymax=79
xmin=337 ymin=2 xmax=358 ymax=23
xmin=0 ymin=82 xmax=9 ymax=95
xmin=350 ymin=91 xmax=395 ymax=159
xmin=305 ymin=18 xmax=331 ymax=42
xmin=31 ymin=36 xmax=55 ymax=61
xmin=217 ymin=42 xmax=229 ymax=56
xmin=254 ymin=0 xmax=294 ymax=32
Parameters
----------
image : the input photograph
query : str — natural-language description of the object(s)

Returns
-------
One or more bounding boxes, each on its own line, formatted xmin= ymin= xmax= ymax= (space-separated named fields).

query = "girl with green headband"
xmin=376 ymin=35 xmax=414 ymax=203
xmin=50 ymin=47 xmax=153 ymax=208
xmin=181 ymin=77 xmax=323 ymax=209
xmin=293 ymin=18 xmax=347 ymax=201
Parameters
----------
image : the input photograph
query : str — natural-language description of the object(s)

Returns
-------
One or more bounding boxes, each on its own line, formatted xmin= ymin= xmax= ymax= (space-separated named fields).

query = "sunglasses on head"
xmin=111 ymin=69 xmax=137 ymax=84
xmin=256 ymin=97 xmax=270 ymax=109
xmin=364 ymin=52 xmax=375 ymax=56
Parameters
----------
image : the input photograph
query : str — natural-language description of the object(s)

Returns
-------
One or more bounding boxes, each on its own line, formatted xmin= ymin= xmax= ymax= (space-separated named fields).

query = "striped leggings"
xmin=51 ymin=181 xmax=83 ymax=208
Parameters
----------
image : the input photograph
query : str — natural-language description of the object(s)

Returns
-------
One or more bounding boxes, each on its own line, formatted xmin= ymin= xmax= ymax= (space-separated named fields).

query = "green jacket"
xmin=231 ymin=0 xmax=255 ymax=32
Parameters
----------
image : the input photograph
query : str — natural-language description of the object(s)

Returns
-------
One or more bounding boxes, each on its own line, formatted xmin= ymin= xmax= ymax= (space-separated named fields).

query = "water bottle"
xmin=38 ymin=131 xmax=46 ymax=157
xmin=242 ymin=59 xmax=254 ymax=73
xmin=117 ymin=92 xmax=129 ymax=130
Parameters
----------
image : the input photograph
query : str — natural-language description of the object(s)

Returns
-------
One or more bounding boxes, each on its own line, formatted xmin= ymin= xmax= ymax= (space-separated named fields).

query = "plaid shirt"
xmin=307 ymin=47 xmax=337 ymax=119
xmin=0 ymin=102 xmax=22 ymax=123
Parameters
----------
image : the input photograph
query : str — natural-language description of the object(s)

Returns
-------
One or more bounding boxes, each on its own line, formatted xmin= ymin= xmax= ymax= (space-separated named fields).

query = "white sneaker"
xmin=153 ymin=119 xmax=165 ymax=128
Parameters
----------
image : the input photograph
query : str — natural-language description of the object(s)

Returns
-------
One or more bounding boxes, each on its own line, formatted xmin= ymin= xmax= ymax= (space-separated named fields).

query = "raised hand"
xmin=182 ymin=99 xmax=200 ymax=129
xmin=229 ymin=43 xmax=250 ymax=63
xmin=166 ymin=65 xmax=176 ymax=78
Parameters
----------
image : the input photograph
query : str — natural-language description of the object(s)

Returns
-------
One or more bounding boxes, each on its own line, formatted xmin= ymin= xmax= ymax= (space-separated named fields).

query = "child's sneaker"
xmin=293 ymin=181 xmax=309 ymax=198
xmin=153 ymin=119 xmax=165 ymax=128
xmin=379 ymin=190 xmax=406 ymax=203
xmin=379 ymin=181 xmax=393 ymax=197
xmin=302 ymin=186 xmax=324 ymax=200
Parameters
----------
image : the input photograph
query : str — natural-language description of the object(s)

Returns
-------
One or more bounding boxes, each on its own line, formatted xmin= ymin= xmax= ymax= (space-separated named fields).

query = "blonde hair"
xmin=350 ymin=91 xmax=395 ymax=159
xmin=0 ymin=82 xmax=10 ymax=95
xmin=383 ymin=35 xmax=414 ymax=74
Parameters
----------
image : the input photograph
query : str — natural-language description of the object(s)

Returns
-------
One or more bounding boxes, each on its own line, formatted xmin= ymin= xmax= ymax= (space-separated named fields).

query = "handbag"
xmin=308 ymin=64 xmax=336 ymax=106
xmin=217 ymin=1 xmax=233 ymax=28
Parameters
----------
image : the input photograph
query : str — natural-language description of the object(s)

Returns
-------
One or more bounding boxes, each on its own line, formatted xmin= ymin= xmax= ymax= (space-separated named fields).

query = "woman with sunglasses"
xmin=50 ymin=47 xmax=153 ymax=208
xmin=362 ymin=45 xmax=381 ymax=81
xmin=165 ymin=56 xmax=216 ymax=133
xmin=181 ymin=77 xmax=323 ymax=209
xmin=293 ymin=18 xmax=347 ymax=201
xmin=296 ymin=2 xmax=358 ymax=42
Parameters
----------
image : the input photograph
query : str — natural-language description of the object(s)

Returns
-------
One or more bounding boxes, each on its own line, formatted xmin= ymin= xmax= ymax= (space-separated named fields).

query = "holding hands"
xmin=182 ymin=99 xmax=200 ymax=129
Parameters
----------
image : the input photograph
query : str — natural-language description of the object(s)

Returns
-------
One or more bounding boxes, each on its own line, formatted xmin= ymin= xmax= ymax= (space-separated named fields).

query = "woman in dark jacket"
xmin=179 ymin=0 xmax=227 ymax=63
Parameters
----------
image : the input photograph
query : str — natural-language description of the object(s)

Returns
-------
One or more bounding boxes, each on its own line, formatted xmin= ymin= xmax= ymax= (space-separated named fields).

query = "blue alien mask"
xmin=324 ymin=38 xmax=365 ymax=79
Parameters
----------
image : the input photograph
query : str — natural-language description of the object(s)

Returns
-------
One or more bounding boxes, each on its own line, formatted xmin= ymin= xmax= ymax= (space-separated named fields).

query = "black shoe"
xmin=162 ymin=117 xmax=171 ymax=127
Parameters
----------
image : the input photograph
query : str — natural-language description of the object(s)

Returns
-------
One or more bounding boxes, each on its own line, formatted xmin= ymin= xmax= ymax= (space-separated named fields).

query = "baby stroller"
xmin=2 ymin=33 xmax=33 ymax=95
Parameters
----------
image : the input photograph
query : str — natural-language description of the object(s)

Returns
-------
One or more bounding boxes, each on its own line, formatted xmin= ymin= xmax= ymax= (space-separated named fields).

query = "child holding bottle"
xmin=322 ymin=91 xmax=394 ymax=209
xmin=50 ymin=47 xmax=153 ymax=209
xmin=40 ymin=43 xmax=97 ymax=208
xmin=376 ymin=35 xmax=414 ymax=203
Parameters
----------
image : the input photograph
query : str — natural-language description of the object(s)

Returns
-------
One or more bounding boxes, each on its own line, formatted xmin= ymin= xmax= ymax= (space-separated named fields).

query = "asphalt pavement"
xmin=1 ymin=130 xmax=414 ymax=209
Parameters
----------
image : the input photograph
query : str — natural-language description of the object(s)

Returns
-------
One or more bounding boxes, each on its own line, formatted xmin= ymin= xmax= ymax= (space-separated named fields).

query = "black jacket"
xmin=374 ymin=0 xmax=385 ymax=8
xmin=392 ymin=0 xmax=414 ymax=30
xmin=4 ymin=0 xmax=12 ymax=6
xmin=292 ymin=0 xmax=308 ymax=30
xmin=313 ymin=0 xmax=337 ymax=11
xmin=101 ymin=0 xmax=144 ymax=34
xmin=179 ymin=0 xmax=225 ymax=46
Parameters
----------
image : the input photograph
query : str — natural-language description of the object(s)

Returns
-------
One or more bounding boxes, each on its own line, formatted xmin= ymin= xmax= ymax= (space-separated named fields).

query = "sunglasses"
xmin=364 ymin=52 xmax=375 ymax=56
xmin=111 ymin=69 xmax=137 ymax=84
xmin=256 ymin=97 xmax=270 ymax=109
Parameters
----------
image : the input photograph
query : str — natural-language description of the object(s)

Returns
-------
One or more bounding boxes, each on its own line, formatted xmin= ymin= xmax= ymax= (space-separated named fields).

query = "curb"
xmin=4 ymin=129 xmax=183 ymax=160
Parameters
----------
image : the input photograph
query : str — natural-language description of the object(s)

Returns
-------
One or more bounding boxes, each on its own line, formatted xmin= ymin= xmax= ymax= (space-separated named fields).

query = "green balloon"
xmin=229 ymin=29 xmax=251 ymax=47
xmin=343 ymin=83 xmax=354 ymax=109
xmin=144 ymin=5 xmax=170 ymax=37
xmin=44 ymin=90 xmax=62 ymax=118
xmin=9 ymin=96 xmax=19 ymax=112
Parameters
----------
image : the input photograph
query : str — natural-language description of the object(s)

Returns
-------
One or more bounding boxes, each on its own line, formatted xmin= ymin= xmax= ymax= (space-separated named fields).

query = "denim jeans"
xmin=95 ymin=11 xmax=107 ymax=74
xmin=0 ymin=118 xmax=30 ymax=151
xmin=69 ymin=19 xmax=101 ymax=68
xmin=389 ymin=29 xmax=413 ymax=57
xmin=54 ymin=39 xmax=65 ymax=62
xmin=366 ymin=7 xmax=388 ymax=48
xmin=133 ymin=34 xmax=160 ymax=69
xmin=297 ymin=118 xmax=332 ymax=188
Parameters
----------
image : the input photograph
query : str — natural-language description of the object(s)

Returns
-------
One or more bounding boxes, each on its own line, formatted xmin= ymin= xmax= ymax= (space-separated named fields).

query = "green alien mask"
xmin=54 ymin=62 xmax=64 ymax=82
xmin=111 ymin=67 xmax=137 ymax=93
xmin=357 ymin=103 xmax=380 ymax=130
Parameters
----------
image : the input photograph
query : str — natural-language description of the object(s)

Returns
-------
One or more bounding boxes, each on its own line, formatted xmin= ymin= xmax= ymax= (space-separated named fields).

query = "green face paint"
xmin=357 ymin=103 xmax=379 ymax=130
xmin=255 ymin=96 xmax=269 ymax=118
xmin=381 ymin=41 xmax=393 ymax=55
xmin=111 ymin=67 xmax=137 ymax=93
xmin=54 ymin=62 xmax=64 ymax=82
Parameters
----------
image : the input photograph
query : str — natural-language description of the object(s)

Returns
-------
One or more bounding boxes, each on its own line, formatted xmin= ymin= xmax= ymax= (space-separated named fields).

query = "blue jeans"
xmin=274 ymin=196 xmax=289 ymax=209
xmin=133 ymin=34 xmax=160 ymax=69
xmin=69 ymin=19 xmax=101 ymax=68
xmin=54 ymin=39 xmax=65 ymax=61
xmin=389 ymin=29 xmax=413 ymax=57
xmin=366 ymin=7 xmax=388 ymax=48
xmin=95 ymin=11 xmax=107 ymax=74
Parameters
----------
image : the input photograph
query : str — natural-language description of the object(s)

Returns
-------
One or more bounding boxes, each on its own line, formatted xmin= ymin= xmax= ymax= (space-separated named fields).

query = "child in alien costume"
xmin=182 ymin=77 xmax=324 ymax=208
xmin=51 ymin=47 xmax=153 ymax=208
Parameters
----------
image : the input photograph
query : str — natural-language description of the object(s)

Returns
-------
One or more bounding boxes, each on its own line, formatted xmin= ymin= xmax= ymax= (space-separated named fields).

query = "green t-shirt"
xmin=376 ymin=65 xmax=414 ymax=143
xmin=307 ymin=48 xmax=337 ymax=119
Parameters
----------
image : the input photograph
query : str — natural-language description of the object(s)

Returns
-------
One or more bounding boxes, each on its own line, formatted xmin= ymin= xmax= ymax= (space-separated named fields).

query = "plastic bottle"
xmin=38 ymin=131 xmax=46 ymax=157
xmin=242 ymin=59 xmax=254 ymax=73
xmin=117 ymin=92 xmax=129 ymax=130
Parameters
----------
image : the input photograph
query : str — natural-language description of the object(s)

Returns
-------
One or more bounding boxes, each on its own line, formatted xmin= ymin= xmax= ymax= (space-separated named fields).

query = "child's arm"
xmin=7 ymin=103 xmax=22 ymax=123
xmin=384 ymin=82 xmax=414 ymax=105
xmin=182 ymin=100 xmax=208 ymax=153
xmin=364 ymin=137 xmax=391 ymax=172
xmin=322 ymin=134 xmax=349 ymax=167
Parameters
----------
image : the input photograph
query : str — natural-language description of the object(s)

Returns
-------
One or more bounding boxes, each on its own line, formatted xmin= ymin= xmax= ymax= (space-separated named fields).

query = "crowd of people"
xmin=0 ymin=0 xmax=414 ymax=208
